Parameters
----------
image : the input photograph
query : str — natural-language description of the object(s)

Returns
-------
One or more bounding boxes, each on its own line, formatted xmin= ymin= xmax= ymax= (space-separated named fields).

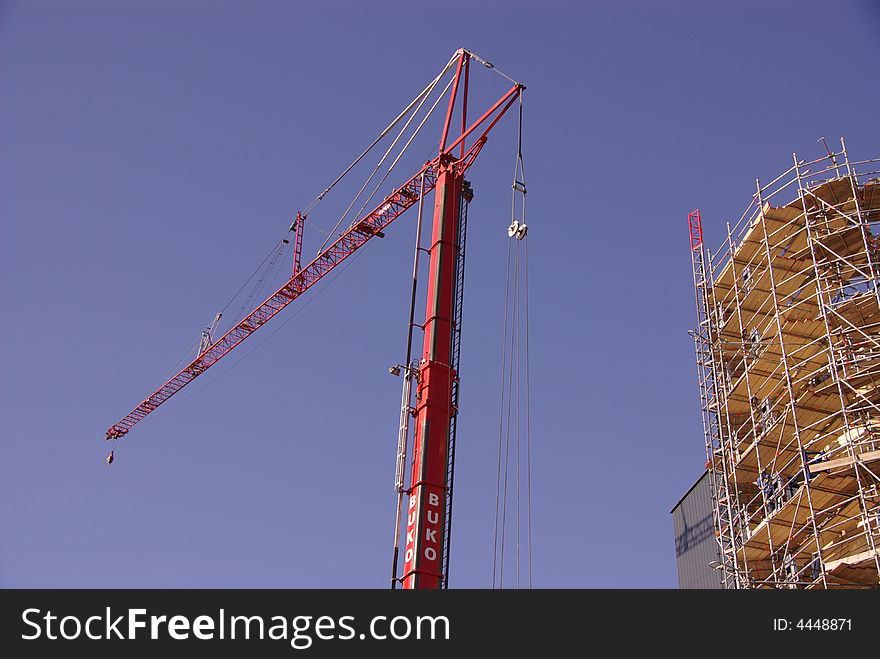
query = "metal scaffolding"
xmin=690 ymin=138 xmax=880 ymax=588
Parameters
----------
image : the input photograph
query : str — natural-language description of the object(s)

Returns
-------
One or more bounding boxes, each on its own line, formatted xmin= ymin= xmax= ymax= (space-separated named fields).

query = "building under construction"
xmin=690 ymin=139 xmax=880 ymax=588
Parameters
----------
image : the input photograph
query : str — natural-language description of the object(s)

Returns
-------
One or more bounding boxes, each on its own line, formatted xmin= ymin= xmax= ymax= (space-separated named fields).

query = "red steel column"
xmin=402 ymin=155 xmax=460 ymax=589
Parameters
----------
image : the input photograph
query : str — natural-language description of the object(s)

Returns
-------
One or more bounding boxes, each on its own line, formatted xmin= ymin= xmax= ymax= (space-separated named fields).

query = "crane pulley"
xmin=199 ymin=313 xmax=223 ymax=356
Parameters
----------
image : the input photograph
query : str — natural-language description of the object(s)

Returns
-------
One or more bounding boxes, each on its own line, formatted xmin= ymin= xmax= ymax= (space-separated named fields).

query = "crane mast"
xmin=400 ymin=156 xmax=462 ymax=589
xmin=103 ymin=49 xmax=524 ymax=591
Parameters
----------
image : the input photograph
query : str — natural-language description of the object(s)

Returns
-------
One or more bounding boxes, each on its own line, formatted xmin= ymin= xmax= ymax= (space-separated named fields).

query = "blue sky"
xmin=2 ymin=0 xmax=878 ymax=588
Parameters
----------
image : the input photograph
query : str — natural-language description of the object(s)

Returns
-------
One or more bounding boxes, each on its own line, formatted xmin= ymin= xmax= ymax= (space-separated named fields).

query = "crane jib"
xmin=105 ymin=165 xmax=439 ymax=440
xmin=105 ymin=71 xmax=523 ymax=444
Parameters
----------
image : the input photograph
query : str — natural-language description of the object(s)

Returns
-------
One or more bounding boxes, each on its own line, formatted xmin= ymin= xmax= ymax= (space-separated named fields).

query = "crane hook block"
xmin=507 ymin=220 xmax=528 ymax=240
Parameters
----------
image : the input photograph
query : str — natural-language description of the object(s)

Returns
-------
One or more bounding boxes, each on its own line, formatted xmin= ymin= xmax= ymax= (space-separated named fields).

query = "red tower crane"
xmin=104 ymin=49 xmax=524 ymax=589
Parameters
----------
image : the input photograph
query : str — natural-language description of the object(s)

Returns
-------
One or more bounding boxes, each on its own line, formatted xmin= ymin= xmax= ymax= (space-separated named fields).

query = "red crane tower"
xmin=104 ymin=49 xmax=525 ymax=590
